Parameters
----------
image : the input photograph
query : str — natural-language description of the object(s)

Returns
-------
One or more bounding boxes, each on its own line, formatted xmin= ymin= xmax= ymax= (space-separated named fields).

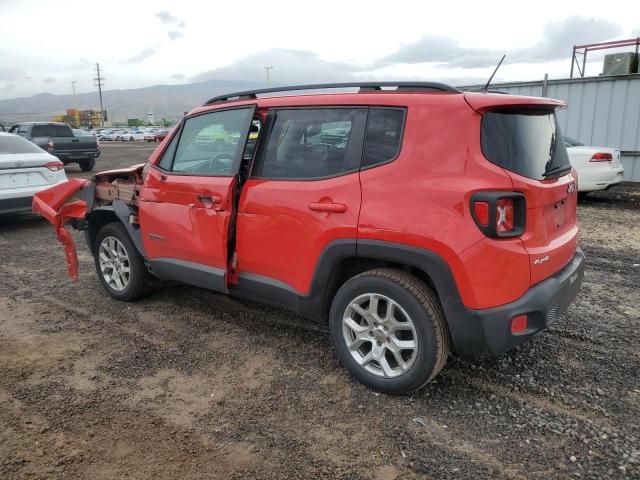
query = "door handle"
xmin=308 ymin=202 xmax=347 ymax=213
xmin=195 ymin=194 xmax=224 ymax=211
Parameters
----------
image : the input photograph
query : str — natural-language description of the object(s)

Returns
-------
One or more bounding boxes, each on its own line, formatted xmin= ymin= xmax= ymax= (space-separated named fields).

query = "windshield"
xmin=481 ymin=109 xmax=571 ymax=180
xmin=0 ymin=135 xmax=45 ymax=154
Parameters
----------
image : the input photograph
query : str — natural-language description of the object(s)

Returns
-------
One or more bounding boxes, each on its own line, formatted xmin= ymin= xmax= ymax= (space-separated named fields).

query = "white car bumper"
xmin=578 ymin=165 xmax=625 ymax=192
xmin=0 ymin=179 xmax=67 ymax=214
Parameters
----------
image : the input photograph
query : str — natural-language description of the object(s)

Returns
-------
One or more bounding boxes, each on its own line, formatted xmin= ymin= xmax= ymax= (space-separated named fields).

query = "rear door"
xmin=139 ymin=106 xmax=255 ymax=292
xmin=480 ymin=108 xmax=579 ymax=284
xmin=235 ymin=107 xmax=367 ymax=294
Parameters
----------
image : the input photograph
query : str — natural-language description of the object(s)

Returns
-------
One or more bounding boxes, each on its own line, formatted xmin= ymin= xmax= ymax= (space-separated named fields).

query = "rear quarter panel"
xmin=358 ymin=97 xmax=530 ymax=309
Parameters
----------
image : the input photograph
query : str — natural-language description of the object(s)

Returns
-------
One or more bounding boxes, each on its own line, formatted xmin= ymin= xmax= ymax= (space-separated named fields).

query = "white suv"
xmin=0 ymin=133 xmax=68 ymax=214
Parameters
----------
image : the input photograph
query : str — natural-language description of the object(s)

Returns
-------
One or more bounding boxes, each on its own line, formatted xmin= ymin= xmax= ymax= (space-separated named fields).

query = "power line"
xmin=94 ymin=63 xmax=105 ymax=127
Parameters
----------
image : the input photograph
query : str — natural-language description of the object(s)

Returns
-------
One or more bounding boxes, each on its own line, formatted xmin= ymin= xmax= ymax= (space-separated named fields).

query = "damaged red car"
xmin=33 ymin=82 xmax=585 ymax=393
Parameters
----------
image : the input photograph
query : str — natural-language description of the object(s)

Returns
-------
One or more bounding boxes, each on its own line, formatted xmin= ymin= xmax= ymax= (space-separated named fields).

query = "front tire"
xmin=94 ymin=222 xmax=150 ymax=301
xmin=330 ymin=268 xmax=449 ymax=393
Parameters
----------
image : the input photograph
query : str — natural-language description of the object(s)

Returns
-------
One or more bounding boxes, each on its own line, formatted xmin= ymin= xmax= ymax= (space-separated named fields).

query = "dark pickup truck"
xmin=9 ymin=122 xmax=100 ymax=171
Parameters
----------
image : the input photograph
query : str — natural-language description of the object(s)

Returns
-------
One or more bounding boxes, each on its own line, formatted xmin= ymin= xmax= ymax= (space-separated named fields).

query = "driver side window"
xmin=168 ymin=108 xmax=252 ymax=176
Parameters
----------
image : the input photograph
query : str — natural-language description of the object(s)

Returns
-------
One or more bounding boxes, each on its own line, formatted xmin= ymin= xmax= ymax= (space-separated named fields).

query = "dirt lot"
xmin=1 ymin=143 xmax=639 ymax=479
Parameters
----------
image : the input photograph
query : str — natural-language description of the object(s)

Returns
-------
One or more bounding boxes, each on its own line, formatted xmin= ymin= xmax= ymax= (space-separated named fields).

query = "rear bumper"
xmin=55 ymin=150 xmax=100 ymax=161
xmin=578 ymin=167 xmax=624 ymax=192
xmin=450 ymin=248 xmax=585 ymax=356
xmin=0 ymin=195 xmax=33 ymax=214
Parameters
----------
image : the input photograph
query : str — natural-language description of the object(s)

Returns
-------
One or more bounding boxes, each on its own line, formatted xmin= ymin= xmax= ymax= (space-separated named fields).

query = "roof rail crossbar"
xmin=204 ymin=82 xmax=460 ymax=105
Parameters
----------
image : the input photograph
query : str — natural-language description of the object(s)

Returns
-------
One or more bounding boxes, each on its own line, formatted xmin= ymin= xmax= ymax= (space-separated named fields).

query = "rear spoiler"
xmin=32 ymin=179 xmax=89 ymax=280
xmin=464 ymin=92 xmax=565 ymax=114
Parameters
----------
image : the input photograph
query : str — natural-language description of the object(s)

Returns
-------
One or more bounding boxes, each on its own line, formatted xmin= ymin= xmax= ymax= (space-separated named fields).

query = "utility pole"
xmin=265 ymin=66 xmax=273 ymax=87
xmin=71 ymin=81 xmax=79 ymax=127
xmin=93 ymin=63 xmax=105 ymax=127
xmin=71 ymin=81 xmax=78 ymax=109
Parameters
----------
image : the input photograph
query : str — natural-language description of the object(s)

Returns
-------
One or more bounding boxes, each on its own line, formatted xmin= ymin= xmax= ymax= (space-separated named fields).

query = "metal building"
xmin=462 ymin=74 xmax=640 ymax=181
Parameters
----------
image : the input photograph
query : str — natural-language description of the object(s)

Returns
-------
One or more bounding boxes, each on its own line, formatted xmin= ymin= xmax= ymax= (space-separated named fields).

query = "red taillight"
xmin=45 ymin=161 xmax=64 ymax=172
xmin=496 ymin=198 xmax=515 ymax=233
xmin=590 ymin=152 xmax=612 ymax=162
xmin=473 ymin=201 xmax=490 ymax=226
xmin=471 ymin=192 xmax=525 ymax=238
xmin=511 ymin=314 xmax=528 ymax=334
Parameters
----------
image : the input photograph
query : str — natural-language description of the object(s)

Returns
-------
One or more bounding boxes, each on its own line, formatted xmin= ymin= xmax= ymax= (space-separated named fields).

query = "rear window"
xmin=481 ymin=109 xmax=571 ymax=180
xmin=31 ymin=124 xmax=73 ymax=137
xmin=0 ymin=135 xmax=44 ymax=154
xmin=362 ymin=108 xmax=405 ymax=168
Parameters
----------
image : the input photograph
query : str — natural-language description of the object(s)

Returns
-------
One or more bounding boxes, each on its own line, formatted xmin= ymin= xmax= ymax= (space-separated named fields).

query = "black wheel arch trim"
xmin=232 ymin=238 xmax=474 ymax=355
xmin=82 ymin=195 xmax=146 ymax=260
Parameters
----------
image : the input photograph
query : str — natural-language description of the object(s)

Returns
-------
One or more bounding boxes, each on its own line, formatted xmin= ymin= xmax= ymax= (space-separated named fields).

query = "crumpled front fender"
xmin=32 ymin=179 xmax=90 ymax=281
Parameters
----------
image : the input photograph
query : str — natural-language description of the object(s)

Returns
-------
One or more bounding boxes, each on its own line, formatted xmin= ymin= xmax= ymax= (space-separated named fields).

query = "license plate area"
xmin=0 ymin=172 xmax=32 ymax=189
xmin=553 ymin=199 xmax=567 ymax=229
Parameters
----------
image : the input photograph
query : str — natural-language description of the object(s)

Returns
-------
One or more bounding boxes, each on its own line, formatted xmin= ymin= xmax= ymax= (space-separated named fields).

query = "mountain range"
xmin=0 ymin=79 xmax=265 ymax=125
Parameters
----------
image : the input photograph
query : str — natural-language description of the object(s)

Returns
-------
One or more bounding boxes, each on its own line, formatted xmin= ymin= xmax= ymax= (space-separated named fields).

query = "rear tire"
xmin=80 ymin=159 xmax=95 ymax=172
xmin=578 ymin=192 xmax=589 ymax=201
xmin=330 ymin=268 xmax=449 ymax=394
xmin=94 ymin=222 xmax=151 ymax=301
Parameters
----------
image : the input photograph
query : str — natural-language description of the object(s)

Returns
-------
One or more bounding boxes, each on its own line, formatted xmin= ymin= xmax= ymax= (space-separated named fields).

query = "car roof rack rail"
xmin=204 ymin=82 xmax=460 ymax=105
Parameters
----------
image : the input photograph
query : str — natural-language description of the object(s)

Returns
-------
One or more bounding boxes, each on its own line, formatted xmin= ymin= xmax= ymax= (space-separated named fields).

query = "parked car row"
xmin=94 ymin=127 xmax=167 ymax=142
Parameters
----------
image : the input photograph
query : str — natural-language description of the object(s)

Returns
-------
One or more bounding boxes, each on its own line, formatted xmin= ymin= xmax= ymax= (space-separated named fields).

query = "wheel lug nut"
xmin=377 ymin=341 xmax=382 ymax=346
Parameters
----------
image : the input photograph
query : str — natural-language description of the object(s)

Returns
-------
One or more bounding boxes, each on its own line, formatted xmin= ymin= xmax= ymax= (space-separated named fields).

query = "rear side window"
xmin=253 ymin=108 xmax=367 ymax=179
xmin=481 ymin=109 xmax=571 ymax=180
xmin=0 ymin=135 xmax=44 ymax=154
xmin=362 ymin=108 xmax=405 ymax=168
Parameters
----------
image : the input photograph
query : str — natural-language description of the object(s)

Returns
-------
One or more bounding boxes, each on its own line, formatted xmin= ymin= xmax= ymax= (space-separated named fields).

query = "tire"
xmin=94 ymin=222 xmax=151 ymax=301
xmin=80 ymin=159 xmax=95 ymax=172
xmin=578 ymin=192 xmax=589 ymax=201
xmin=329 ymin=268 xmax=449 ymax=393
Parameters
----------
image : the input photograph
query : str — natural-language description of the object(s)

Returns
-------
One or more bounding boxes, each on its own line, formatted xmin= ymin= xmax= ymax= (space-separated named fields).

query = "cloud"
xmin=171 ymin=74 xmax=185 ymax=80
xmin=43 ymin=77 xmax=56 ymax=83
xmin=0 ymin=67 xmax=25 ymax=82
xmin=191 ymin=48 xmax=360 ymax=85
xmin=121 ymin=48 xmax=156 ymax=64
xmin=512 ymin=17 xmax=623 ymax=64
xmin=156 ymin=10 xmax=185 ymax=40
xmin=156 ymin=10 xmax=178 ymax=24
xmin=1 ymin=82 xmax=16 ymax=93
xmin=377 ymin=16 xmax=623 ymax=69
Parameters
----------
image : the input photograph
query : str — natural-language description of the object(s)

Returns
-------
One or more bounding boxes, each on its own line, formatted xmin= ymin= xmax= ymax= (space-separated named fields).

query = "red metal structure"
xmin=571 ymin=37 xmax=640 ymax=78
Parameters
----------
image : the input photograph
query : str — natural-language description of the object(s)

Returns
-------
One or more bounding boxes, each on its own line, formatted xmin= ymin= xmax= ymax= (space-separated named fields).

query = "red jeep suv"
xmin=34 ymin=82 xmax=584 ymax=393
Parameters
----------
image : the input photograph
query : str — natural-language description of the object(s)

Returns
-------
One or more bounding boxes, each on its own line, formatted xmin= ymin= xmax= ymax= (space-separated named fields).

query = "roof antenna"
xmin=484 ymin=54 xmax=506 ymax=91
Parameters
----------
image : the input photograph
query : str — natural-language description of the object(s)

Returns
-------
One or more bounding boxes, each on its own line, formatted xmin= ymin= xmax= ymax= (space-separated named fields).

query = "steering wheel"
xmin=208 ymin=153 xmax=234 ymax=173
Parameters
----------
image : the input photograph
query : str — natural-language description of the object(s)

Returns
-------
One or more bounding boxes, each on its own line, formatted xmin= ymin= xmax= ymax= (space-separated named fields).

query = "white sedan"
xmin=118 ymin=131 xmax=146 ymax=141
xmin=0 ymin=133 xmax=68 ymax=214
xmin=564 ymin=137 xmax=624 ymax=195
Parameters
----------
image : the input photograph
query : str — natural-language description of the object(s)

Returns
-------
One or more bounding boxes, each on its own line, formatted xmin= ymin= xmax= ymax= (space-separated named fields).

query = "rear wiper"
xmin=542 ymin=164 xmax=572 ymax=178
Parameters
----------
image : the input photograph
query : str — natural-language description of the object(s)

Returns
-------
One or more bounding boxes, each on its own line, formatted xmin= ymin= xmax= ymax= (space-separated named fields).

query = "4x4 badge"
xmin=567 ymin=182 xmax=576 ymax=194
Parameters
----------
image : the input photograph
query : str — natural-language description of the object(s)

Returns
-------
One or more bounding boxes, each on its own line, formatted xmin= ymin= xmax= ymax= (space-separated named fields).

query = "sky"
xmin=1 ymin=0 xmax=639 ymax=99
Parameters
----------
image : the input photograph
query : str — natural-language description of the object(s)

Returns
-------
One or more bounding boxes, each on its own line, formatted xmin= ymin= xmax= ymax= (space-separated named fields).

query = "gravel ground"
xmin=1 ymin=143 xmax=639 ymax=479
